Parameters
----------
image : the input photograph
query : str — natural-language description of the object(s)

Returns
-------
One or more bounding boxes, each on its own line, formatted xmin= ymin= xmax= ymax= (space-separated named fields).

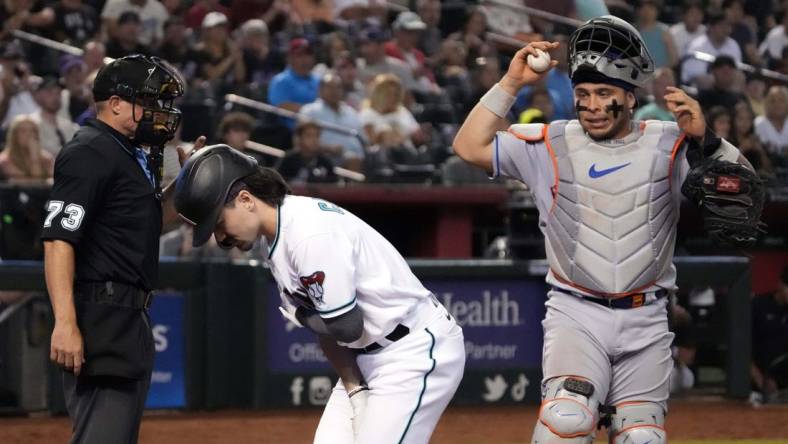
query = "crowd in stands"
xmin=0 ymin=0 xmax=785 ymax=186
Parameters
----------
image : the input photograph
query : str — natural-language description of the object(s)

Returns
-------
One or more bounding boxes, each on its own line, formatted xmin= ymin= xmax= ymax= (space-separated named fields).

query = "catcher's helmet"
xmin=568 ymin=15 xmax=655 ymax=90
xmin=174 ymin=145 xmax=259 ymax=247
xmin=93 ymin=54 xmax=185 ymax=146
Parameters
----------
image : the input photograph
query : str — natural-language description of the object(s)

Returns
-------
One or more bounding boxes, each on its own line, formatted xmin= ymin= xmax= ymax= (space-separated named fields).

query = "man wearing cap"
xmin=105 ymin=11 xmax=149 ymax=59
xmin=454 ymin=16 xmax=754 ymax=442
xmin=267 ymin=37 xmax=319 ymax=128
xmin=0 ymin=43 xmax=39 ymax=128
xmin=385 ymin=11 xmax=438 ymax=93
xmin=173 ymin=145 xmax=465 ymax=443
xmin=42 ymin=55 xmax=201 ymax=443
xmin=357 ymin=26 xmax=418 ymax=92
xmin=101 ymin=0 xmax=168 ymax=47
xmin=29 ymin=76 xmax=79 ymax=157
xmin=696 ymin=55 xmax=746 ymax=111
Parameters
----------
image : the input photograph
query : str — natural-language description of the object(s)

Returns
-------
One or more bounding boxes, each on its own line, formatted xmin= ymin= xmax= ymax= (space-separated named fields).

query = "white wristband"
xmin=480 ymin=83 xmax=516 ymax=118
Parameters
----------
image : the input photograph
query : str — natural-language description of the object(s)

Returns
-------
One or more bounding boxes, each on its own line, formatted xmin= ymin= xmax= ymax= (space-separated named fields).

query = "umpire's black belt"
xmin=552 ymin=286 xmax=668 ymax=309
xmin=74 ymin=281 xmax=153 ymax=310
xmin=352 ymin=324 xmax=410 ymax=354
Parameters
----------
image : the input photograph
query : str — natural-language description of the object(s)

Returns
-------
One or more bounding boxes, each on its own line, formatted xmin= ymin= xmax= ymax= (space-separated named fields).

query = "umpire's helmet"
xmin=174 ymin=145 xmax=258 ymax=247
xmin=568 ymin=15 xmax=655 ymax=90
xmin=93 ymin=54 xmax=185 ymax=146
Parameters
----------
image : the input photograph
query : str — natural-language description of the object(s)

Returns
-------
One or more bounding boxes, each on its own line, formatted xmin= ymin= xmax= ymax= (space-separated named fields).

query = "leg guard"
xmin=531 ymin=376 xmax=599 ymax=444
xmin=608 ymin=402 xmax=666 ymax=444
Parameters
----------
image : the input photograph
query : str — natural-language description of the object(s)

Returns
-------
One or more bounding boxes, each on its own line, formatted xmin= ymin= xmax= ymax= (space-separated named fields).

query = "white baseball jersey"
xmin=263 ymin=194 xmax=433 ymax=349
xmin=262 ymin=195 xmax=466 ymax=444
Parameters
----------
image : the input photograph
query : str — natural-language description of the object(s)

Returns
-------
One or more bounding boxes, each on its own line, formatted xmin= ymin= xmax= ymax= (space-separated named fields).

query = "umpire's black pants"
xmin=62 ymin=370 xmax=152 ymax=444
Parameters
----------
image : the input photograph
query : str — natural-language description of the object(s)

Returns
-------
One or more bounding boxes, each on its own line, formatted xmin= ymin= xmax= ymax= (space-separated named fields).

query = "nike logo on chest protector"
xmin=588 ymin=162 xmax=631 ymax=178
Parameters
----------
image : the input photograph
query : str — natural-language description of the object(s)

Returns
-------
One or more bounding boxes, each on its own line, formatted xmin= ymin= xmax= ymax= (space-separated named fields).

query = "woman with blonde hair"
xmin=360 ymin=73 xmax=425 ymax=150
xmin=0 ymin=115 xmax=54 ymax=181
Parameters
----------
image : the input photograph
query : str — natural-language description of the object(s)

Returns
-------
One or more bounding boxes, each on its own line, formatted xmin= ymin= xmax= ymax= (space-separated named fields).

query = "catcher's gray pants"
xmin=541 ymin=289 xmax=675 ymax=410
xmin=63 ymin=370 xmax=151 ymax=444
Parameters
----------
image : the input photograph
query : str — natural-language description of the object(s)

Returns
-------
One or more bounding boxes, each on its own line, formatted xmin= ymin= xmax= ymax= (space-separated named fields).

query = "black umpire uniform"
xmin=41 ymin=55 xmax=184 ymax=444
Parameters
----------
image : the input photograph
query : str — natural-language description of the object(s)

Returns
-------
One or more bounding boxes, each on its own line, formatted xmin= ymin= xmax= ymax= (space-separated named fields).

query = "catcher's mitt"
xmin=681 ymin=157 xmax=766 ymax=248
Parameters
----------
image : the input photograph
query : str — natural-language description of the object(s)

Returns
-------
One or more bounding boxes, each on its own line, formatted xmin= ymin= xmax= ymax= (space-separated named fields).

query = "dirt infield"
xmin=1 ymin=399 xmax=787 ymax=443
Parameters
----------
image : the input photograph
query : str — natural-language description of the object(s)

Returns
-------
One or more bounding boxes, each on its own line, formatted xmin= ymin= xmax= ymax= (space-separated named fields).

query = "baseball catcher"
xmin=453 ymin=14 xmax=764 ymax=444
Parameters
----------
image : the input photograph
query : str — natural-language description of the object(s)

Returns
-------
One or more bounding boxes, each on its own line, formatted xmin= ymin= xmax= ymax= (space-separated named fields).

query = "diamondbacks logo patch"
xmin=299 ymin=271 xmax=326 ymax=303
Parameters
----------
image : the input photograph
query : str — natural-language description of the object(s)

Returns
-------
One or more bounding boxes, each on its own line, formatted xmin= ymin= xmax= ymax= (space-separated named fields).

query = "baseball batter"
xmin=172 ymin=145 xmax=465 ymax=444
xmin=454 ymin=16 xmax=758 ymax=443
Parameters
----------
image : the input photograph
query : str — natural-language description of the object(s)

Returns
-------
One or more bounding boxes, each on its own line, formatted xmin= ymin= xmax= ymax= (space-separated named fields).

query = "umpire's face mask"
xmin=132 ymin=95 xmax=182 ymax=147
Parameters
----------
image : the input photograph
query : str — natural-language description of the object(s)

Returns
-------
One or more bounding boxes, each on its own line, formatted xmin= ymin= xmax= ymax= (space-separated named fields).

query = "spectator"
xmin=670 ymin=0 xmax=705 ymax=60
xmin=357 ymin=26 xmax=417 ymax=92
xmin=758 ymin=10 xmax=788 ymax=63
xmin=708 ymin=106 xmax=732 ymax=140
xmin=105 ymin=11 xmax=149 ymax=59
xmin=0 ymin=115 xmax=53 ymax=181
xmin=463 ymin=56 xmax=500 ymax=116
xmin=0 ymin=44 xmax=39 ymax=128
xmin=417 ymin=0 xmax=442 ymax=59
xmin=156 ymin=17 xmax=189 ymax=69
xmin=361 ymin=74 xmax=424 ymax=152
xmin=484 ymin=0 xmax=533 ymax=41
xmin=448 ymin=6 xmax=494 ymax=66
xmin=238 ymin=19 xmax=284 ymax=89
xmin=435 ymin=39 xmax=471 ymax=106
xmin=184 ymin=0 xmax=229 ymax=30
xmin=751 ymin=267 xmax=788 ymax=404
xmin=52 ymin=0 xmax=99 ymax=46
xmin=267 ymin=37 xmax=319 ymax=127
xmin=82 ymin=40 xmax=106 ymax=74
xmin=334 ymin=52 xmax=364 ymax=110
xmin=101 ymin=0 xmax=169 ymax=48
xmin=745 ymin=75 xmax=766 ymax=117
xmin=0 ymin=0 xmax=55 ymax=41
xmin=636 ymin=0 xmax=678 ymax=68
xmin=192 ymin=12 xmax=245 ymax=88
xmin=276 ymin=120 xmax=337 ymax=184
xmin=518 ymin=88 xmax=553 ymax=123
xmin=681 ymin=13 xmax=742 ymax=87
xmin=313 ymin=32 xmax=352 ymax=78
xmin=58 ymin=56 xmax=90 ymax=122
xmin=228 ymin=0 xmax=290 ymax=30
xmin=385 ymin=11 xmax=439 ymax=93
xmin=634 ymin=68 xmax=676 ymax=122
xmin=29 ymin=76 xmax=79 ymax=157
xmin=697 ymin=55 xmax=746 ymax=111
xmin=301 ymin=72 xmax=365 ymax=171
xmin=723 ymin=0 xmax=760 ymax=65
xmin=216 ymin=111 xmax=270 ymax=165
xmin=732 ymin=100 xmax=773 ymax=176
xmin=754 ymin=86 xmax=788 ymax=156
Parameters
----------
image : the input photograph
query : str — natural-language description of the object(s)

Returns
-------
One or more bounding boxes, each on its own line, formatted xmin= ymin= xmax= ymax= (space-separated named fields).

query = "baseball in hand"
xmin=527 ymin=49 xmax=551 ymax=73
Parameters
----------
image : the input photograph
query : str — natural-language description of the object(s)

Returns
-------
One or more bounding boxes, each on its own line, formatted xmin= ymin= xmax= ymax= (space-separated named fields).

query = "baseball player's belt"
xmin=551 ymin=286 xmax=668 ymax=309
xmin=74 ymin=281 xmax=153 ymax=310
xmin=352 ymin=324 xmax=411 ymax=354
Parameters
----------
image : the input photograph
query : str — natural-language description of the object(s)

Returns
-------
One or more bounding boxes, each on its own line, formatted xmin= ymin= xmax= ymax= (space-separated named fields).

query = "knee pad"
xmin=609 ymin=402 xmax=666 ymax=444
xmin=531 ymin=376 xmax=599 ymax=443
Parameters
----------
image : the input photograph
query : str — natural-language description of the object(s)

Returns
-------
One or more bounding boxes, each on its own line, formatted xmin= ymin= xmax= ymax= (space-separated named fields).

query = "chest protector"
xmin=543 ymin=120 xmax=684 ymax=294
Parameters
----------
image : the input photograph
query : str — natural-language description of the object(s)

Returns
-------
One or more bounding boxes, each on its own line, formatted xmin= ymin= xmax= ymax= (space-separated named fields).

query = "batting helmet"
xmin=174 ymin=145 xmax=259 ymax=247
xmin=568 ymin=15 xmax=655 ymax=90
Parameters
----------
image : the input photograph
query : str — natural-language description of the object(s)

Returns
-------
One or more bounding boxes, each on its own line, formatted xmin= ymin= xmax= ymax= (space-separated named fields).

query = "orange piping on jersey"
xmin=507 ymin=125 xmax=546 ymax=142
xmin=667 ymin=132 xmax=687 ymax=192
xmin=551 ymin=269 xmax=659 ymax=299
xmin=612 ymin=424 xmax=667 ymax=440
xmin=538 ymin=397 xmax=596 ymax=438
xmin=542 ymin=124 xmax=559 ymax=214
xmin=639 ymin=121 xmax=646 ymax=132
